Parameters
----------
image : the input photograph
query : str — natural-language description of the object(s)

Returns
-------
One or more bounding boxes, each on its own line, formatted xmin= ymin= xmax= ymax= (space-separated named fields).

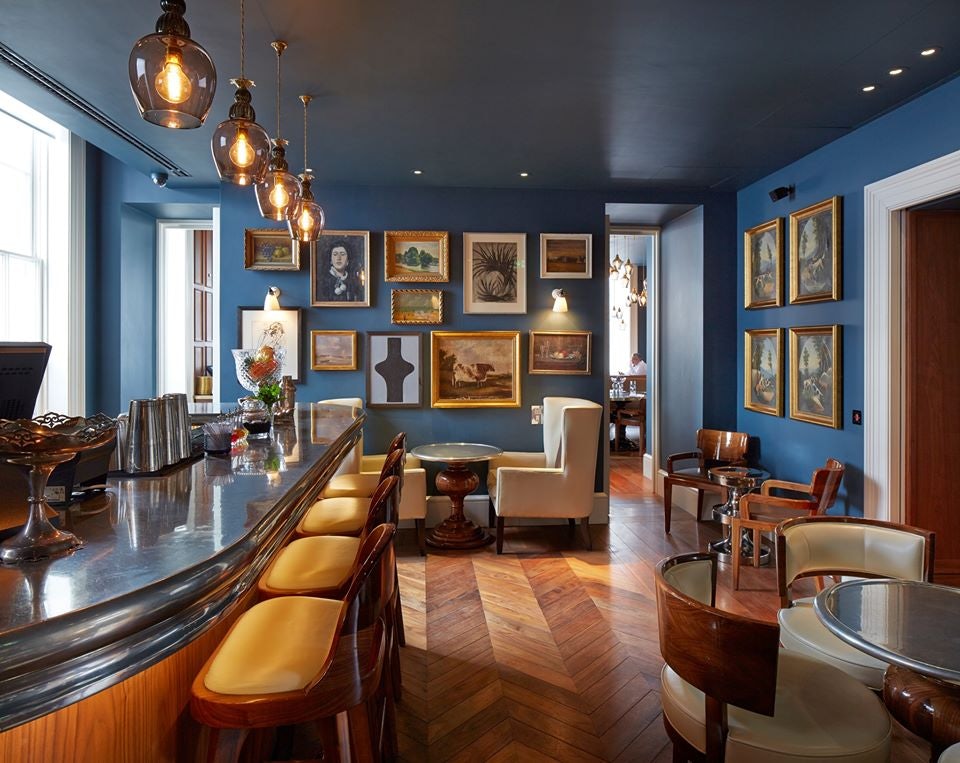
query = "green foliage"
xmin=256 ymin=382 xmax=282 ymax=407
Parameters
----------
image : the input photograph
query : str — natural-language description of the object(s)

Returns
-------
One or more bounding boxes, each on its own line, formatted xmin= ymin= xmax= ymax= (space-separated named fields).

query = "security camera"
xmin=769 ymin=185 xmax=794 ymax=202
xmin=150 ymin=171 xmax=168 ymax=187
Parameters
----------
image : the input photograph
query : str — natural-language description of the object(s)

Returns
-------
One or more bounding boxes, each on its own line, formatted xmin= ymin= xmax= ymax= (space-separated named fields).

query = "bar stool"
xmin=191 ymin=524 xmax=398 ymax=762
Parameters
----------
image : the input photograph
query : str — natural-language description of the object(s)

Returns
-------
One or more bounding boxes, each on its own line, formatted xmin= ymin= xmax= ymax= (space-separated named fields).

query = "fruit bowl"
xmin=232 ymin=347 xmax=286 ymax=394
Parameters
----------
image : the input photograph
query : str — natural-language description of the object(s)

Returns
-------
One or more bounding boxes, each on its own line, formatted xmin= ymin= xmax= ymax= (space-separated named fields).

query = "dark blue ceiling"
xmin=2 ymin=0 xmax=959 ymax=191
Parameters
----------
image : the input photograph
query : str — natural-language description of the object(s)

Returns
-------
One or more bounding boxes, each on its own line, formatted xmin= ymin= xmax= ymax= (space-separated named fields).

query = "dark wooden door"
xmin=904 ymin=209 xmax=960 ymax=584
xmin=192 ymin=230 xmax=214 ymax=400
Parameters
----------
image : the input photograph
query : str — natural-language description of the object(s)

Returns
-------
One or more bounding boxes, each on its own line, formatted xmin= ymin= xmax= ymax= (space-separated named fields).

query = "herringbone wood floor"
xmin=393 ymin=456 xmax=930 ymax=762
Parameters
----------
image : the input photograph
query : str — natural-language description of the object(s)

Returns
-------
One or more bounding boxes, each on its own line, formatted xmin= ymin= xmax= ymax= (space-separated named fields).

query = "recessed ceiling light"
xmin=889 ymin=67 xmax=904 ymax=76
xmin=862 ymin=84 xmax=877 ymax=92
xmin=921 ymin=47 xmax=939 ymax=57
xmin=412 ymin=169 xmax=422 ymax=175
xmin=519 ymin=172 xmax=529 ymax=177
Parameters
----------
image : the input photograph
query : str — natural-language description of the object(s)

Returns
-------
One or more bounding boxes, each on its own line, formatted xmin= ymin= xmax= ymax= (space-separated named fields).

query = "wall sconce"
xmin=769 ymin=184 xmax=795 ymax=202
xmin=552 ymin=288 xmax=568 ymax=313
xmin=264 ymin=286 xmax=281 ymax=310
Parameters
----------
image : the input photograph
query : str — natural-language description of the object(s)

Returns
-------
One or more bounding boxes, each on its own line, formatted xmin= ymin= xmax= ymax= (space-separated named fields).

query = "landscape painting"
xmin=540 ymin=233 xmax=592 ymax=278
xmin=790 ymin=196 xmax=841 ymax=303
xmin=463 ymin=233 xmax=527 ymax=314
xmin=744 ymin=218 xmax=782 ymax=308
xmin=384 ymin=230 xmax=449 ymax=282
xmin=391 ymin=289 xmax=443 ymax=324
xmin=789 ymin=325 xmax=841 ymax=428
xmin=744 ymin=328 xmax=781 ymax=416
xmin=310 ymin=330 xmax=357 ymax=371
xmin=529 ymin=330 xmax=591 ymax=374
xmin=431 ymin=331 xmax=521 ymax=408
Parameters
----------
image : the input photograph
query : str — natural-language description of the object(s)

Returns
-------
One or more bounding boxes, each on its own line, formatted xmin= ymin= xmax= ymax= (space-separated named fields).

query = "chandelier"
xmin=610 ymin=235 xmax=647 ymax=309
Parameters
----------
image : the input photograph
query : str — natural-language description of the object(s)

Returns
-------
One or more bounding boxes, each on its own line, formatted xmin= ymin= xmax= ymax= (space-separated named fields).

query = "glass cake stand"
xmin=0 ymin=412 xmax=115 ymax=564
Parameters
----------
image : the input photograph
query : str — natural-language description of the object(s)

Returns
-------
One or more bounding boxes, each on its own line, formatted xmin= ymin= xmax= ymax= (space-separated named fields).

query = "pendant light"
xmin=255 ymin=41 xmax=302 ymax=221
xmin=129 ymin=0 xmax=216 ymax=128
xmin=288 ymin=95 xmax=326 ymax=242
xmin=210 ymin=0 xmax=271 ymax=185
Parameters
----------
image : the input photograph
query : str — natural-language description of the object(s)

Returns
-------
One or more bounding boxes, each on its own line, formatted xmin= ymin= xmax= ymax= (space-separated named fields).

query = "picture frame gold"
xmin=244 ymin=228 xmax=301 ymax=271
xmin=430 ymin=331 xmax=521 ymax=408
xmin=744 ymin=328 xmax=782 ymax=416
xmin=310 ymin=330 xmax=358 ymax=371
xmin=384 ymin=230 xmax=449 ymax=282
xmin=539 ymin=233 xmax=592 ymax=279
xmin=789 ymin=324 xmax=842 ymax=428
xmin=528 ymin=330 xmax=591 ymax=375
xmin=744 ymin=218 xmax=783 ymax=308
xmin=310 ymin=230 xmax=370 ymax=307
xmin=789 ymin=196 xmax=842 ymax=304
xmin=391 ymin=289 xmax=443 ymax=324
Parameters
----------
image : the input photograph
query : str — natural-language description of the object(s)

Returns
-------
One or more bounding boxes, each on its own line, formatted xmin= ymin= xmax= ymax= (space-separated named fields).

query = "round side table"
xmin=707 ymin=466 xmax=769 ymax=564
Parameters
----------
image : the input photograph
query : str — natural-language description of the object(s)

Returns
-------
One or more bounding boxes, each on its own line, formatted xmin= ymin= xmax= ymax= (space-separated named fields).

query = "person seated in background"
xmin=629 ymin=353 xmax=647 ymax=375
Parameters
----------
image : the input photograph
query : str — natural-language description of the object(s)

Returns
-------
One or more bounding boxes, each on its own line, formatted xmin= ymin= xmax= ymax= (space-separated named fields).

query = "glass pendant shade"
xmin=129 ymin=0 xmax=216 ymax=128
xmin=288 ymin=176 xmax=326 ymax=242
xmin=255 ymin=141 xmax=302 ymax=221
xmin=210 ymin=79 xmax=271 ymax=185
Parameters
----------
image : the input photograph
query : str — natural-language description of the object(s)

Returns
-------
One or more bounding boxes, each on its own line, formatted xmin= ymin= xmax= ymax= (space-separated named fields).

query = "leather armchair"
xmin=487 ymin=397 xmax=602 ymax=554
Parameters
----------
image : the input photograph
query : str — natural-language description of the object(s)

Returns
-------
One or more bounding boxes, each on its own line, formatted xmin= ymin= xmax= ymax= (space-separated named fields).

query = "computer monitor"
xmin=0 ymin=342 xmax=52 ymax=419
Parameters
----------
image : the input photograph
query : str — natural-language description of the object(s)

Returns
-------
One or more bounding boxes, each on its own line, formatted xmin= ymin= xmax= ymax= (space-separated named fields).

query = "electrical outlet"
xmin=531 ymin=405 xmax=542 ymax=425
xmin=852 ymin=410 xmax=863 ymax=425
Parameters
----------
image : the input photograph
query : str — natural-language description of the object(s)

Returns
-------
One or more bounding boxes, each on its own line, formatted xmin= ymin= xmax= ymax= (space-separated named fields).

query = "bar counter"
xmin=0 ymin=403 xmax=362 ymax=759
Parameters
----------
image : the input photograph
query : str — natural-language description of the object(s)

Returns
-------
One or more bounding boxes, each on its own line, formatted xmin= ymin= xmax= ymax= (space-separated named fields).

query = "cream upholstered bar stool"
xmin=191 ymin=524 xmax=398 ymax=762
xmin=776 ymin=515 xmax=935 ymax=690
xmin=656 ymin=551 xmax=892 ymax=762
xmin=487 ymin=397 xmax=602 ymax=553
xmin=322 ymin=432 xmax=428 ymax=555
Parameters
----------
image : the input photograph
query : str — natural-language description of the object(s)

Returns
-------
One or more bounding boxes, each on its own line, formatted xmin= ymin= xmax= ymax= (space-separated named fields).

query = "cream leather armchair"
xmin=487 ymin=397 xmax=602 ymax=554
xmin=776 ymin=515 xmax=935 ymax=690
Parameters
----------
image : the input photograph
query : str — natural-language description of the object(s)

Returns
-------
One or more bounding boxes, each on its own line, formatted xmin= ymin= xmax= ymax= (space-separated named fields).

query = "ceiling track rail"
xmin=0 ymin=41 xmax=190 ymax=177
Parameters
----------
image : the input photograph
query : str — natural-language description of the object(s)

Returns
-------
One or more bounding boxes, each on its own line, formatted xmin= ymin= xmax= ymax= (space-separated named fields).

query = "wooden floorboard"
xmin=394 ymin=454 xmax=931 ymax=761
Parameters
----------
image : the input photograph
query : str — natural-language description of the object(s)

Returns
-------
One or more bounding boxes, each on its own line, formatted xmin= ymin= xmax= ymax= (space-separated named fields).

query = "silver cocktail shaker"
xmin=127 ymin=398 xmax=163 ymax=473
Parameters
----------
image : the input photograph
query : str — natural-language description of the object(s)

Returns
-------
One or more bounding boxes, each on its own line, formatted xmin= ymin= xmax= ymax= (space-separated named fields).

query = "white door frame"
xmin=864 ymin=147 xmax=960 ymax=522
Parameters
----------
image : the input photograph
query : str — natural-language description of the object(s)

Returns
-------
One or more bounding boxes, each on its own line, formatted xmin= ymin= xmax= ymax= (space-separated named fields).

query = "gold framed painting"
xmin=744 ymin=328 xmax=782 ymax=416
xmin=528 ymin=330 xmax=591 ymax=375
xmin=789 ymin=196 xmax=841 ymax=304
xmin=391 ymin=289 xmax=443 ymax=324
xmin=744 ymin=218 xmax=783 ymax=308
xmin=310 ymin=230 xmax=370 ymax=307
xmin=540 ymin=233 xmax=592 ymax=279
xmin=430 ymin=331 xmax=521 ymax=408
xmin=310 ymin=330 xmax=358 ymax=371
xmin=384 ymin=230 xmax=449 ymax=282
xmin=789 ymin=325 xmax=842 ymax=428
xmin=244 ymin=228 xmax=301 ymax=271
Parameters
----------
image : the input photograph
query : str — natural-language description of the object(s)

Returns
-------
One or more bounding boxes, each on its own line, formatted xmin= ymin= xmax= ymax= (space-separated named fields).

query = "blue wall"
xmin=737 ymin=74 xmax=960 ymax=514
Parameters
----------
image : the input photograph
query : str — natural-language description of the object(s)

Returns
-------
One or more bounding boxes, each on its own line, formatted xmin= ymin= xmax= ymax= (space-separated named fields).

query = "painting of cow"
xmin=431 ymin=332 xmax=520 ymax=408
xmin=453 ymin=362 xmax=494 ymax=388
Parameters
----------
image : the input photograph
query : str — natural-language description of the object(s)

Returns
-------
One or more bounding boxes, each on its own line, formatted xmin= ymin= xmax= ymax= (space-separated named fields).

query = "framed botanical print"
xmin=789 ymin=324 xmax=842 ymax=428
xmin=310 ymin=330 xmax=358 ymax=371
xmin=366 ymin=332 xmax=422 ymax=408
xmin=744 ymin=218 xmax=783 ymax=308
xmin=540 ymin=233 xmax=592 ymax=279
xmin=744 ymin=328 xmax=782 ymax=416
xmin=237 ymin=307 xmax=302 ymax=381
xmin=384 ymin=230 xmax=449 ymax=282
xmin=391 ymin=289 xmax=443 ymax=324
xmin=463 ymin=232 xmax=527 ymax=314
xmin=310 ymin=230 xmax=370 ymax=307
xmin=244 ymin=229 xmax=301 ymax=271
xmin=528 ymin=330 xmax=591 ymax=375
xmin=430 ymin=331 xmax=521 ymax=408
xmin=789 ymin=196 xmax=841 ymax=304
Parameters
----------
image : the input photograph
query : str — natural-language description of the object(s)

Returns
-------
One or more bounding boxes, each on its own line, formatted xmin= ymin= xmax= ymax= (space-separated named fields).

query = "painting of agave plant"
xmin=463 ymin=232 xmax=527 ymax=313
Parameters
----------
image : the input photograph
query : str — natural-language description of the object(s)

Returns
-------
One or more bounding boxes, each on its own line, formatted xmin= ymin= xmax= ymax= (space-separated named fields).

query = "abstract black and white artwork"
xmin=366 ymin=332 xmax=422 ymax=408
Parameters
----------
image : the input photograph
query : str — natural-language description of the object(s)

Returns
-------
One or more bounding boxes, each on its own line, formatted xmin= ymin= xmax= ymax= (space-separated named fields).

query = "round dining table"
xmin=815 ymin=578 xmax=960 ymax=760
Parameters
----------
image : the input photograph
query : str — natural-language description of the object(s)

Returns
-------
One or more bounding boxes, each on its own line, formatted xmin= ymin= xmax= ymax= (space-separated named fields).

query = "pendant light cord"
xmin=302 ymin=97 xmax=309 ymax=171
xmin=239 ymin=0 xmax=245 ymax=79
xmin=275 ymin=45 xmax=282 ymax=139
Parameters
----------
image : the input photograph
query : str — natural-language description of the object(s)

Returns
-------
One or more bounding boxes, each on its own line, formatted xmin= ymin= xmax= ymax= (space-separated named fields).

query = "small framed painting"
xmin=789 ymin=196 xmax=842 ymax=304
xmin=367 ymin=332 xmax=422 ymax=408
xmin=310 ymin=230 xmax=370 ymax=307
xmin=244 ymin=228 xmax=301 ymax=271
xmin=310 ymin=330 xmax=358 ymax=371
xmin=384 ymin=230 xmax=449 ymax=282
xmin=789 ymin=324 xmax=842 ymax=428
xmin=744 ymin=328 xmax=782 ymax=416
xmin=431 ymin=331 xmax=521 ymax=408
xmin=539 ymin=233 xmax=592 ymax=279
xmin=463 ymin=232 xmax=527 ymax=314
xmin=237 ymin=307 xmax=302 ymax=381
xmin=744 ymin=218 xmax=783 ymax=308
xmin=529 ymin=330 xmax=591 ymax=375
xmin=391 ymin=289 xmax=443 ymax=324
